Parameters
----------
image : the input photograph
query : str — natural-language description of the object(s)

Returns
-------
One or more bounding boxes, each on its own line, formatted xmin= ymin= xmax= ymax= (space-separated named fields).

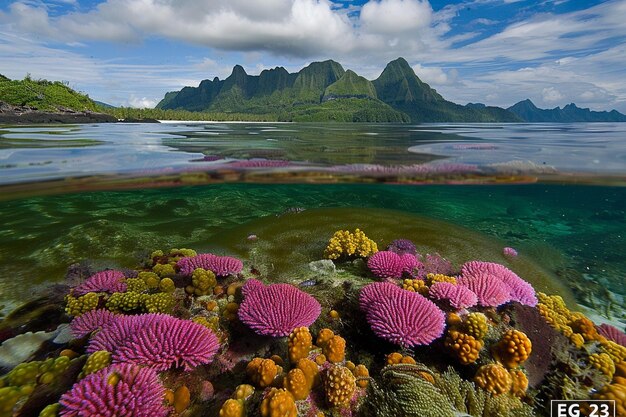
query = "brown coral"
xmin=324 ymin=365 xmax=356 ymax=407
xmin=492 ymin=329 xmax=532 ymax=369
xmin=247 ymin=358 xmax=281 ymax=388
xmin=288 ymin=327 xmax=312 ymax=363
xmin=260 ymin=388 xmax=297 ymax=417
xmin=445 ymin=330 xmax=483 ymax=365
xmin=474 ymin=364 xmax=513 ymax=395
xmin=284 ymin=368 xmax=310 ymax=400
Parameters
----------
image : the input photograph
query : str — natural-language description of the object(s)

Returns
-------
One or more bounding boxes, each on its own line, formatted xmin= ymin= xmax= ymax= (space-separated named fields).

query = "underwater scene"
xmin=0 ymin=122 xmax=625 ymax=417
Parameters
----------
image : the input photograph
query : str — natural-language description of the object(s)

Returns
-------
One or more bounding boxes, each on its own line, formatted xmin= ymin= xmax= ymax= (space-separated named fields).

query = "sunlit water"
xmin=0 ymin=122 xmax=624 ymax=327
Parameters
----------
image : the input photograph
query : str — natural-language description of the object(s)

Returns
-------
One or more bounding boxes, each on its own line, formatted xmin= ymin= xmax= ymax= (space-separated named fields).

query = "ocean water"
xmin=0 ymin=122 xmax=625 ymax=416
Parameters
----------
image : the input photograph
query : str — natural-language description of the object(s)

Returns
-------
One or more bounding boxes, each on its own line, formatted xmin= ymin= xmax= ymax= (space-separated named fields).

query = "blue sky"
xmin=1 ymin=0 xmax=625 ymax=112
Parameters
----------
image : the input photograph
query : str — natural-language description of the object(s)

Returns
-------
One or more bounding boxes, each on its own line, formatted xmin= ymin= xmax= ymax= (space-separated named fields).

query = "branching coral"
xmin=59 ymin=363 xmax=168 ymax=417
xmin=238 ymin=279 xmax=321 ymax=337
xmin=323 ymin=228 xmax=378 ymax=260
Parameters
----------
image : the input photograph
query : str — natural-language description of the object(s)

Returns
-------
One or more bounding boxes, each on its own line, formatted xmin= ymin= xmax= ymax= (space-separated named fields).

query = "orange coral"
xmin=296 ymin=358 xmax=320 ymax=390
xmin=247 ymin=358 xmax=281 ymax=388
xmin=354 ymin=364 xmax=369 ymax=388
xmin=386 ymin=352 xmax=403 ymax=365
xmin=233 ymin=384 xmax=255 ymax=401
xmin=260 ymin=388 xmax=297 ymax=417
xmin=324 ymin=365 xmax=356 ymax=407
xmin=492 ymin=330 xmax=532 ymax=369
xmin=593 ymin=383 xmax=626 ymax=417
xmin=474 ymin=364 xmax=513 ymax=395
xmin=174 ymin=385 xmax=191 ymax=414
xmin=288 ymin=327 xmax=312 ymax=363
xmin=445 ymin=330 xmax=483 ymax=365
xmin=323 ymin=335 xmax=346 ymax=363
xmin=509 ymin=369 xmax=529 ymax=398
xmin=284 ymin=368 xmax=310 ymax=400
xmin=219 ymin=399 xmax=245 ymax=417
xmin=570 ymin=315 xmax=600 ymax=342
xmin=317 ymin=328 xmax=335 ymax=348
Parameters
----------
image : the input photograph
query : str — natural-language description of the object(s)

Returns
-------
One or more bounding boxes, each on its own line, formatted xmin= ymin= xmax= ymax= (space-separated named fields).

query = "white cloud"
xmin=127 ymin=95 xmax=157 ymax=108
xmin=360 ymin=0 xmax=432 ymax=34
xmin=542 ymin=87 xmax=564 ymax=103
xmin=413 ymin=64 xmax=459 ymax=85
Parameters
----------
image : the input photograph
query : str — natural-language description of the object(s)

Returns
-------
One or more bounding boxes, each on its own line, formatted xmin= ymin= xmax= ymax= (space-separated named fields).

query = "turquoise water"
xmin=0 ymin=122 xmax=624 ymax=322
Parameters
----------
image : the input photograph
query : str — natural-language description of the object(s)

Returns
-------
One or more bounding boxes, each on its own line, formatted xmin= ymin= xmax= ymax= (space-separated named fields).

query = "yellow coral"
xmin=106 ymin=292 xmax=141 ymax=312
xmin=569 ymin=333 xmax=585 ymax=348
xmin=386 ymin=352 xmax=403 ymax=365
xmin=233 ymin=384 xmax=255 ymax=401
xmin=402 ymin=279 xmax=428 ymax=295
xmin=600 ymin=339 xmax=626 ymax=363
xmin=474 ymin=364 xmax=513 ymax=396
xmin=570 ymin=316 xmax=600 ymax=342
xmin=219 ymin=399 xmax=245 ymax=417
xmin=152 ymin=263 xmax=176 ymax=277
xmin=492 ymin=330 xmax=532 ymax=369
xmin=464 ymin=312 xmax=489 ymax=340
xmin=143 ymin=292 xmax=175 ymax=313
xmin=445 ymin=329 xmax=483 ymax=365
xmin=593 ymin=383 xmax=626 ymax=417
xmin=323 ymin=335 xmax=346 ymax=364
xmin=509 ymin=369 xmax=529 ymax=398
xmin=296 ymin=358 xmax=320 ymax=391
xmin=284 ymin=368 xmax=310 ymax=400
xmin=260 ymin=388 xmax=297 ymax=417
xmin=425 ymin=273 xmax=457 ymax=285
xmin=174 ymin=385 xmax=191 ymax=414
xmin=247 ymin=358 xmax=281 ymax=388
xmin=81 ymin=351 xmax=111 ymax=378
xmin=187 ymin=268 xmax=217 ymax=296
xmin=288 ymin=327 xmax=312 ymax=363
xmin=323 ymin=229 xmax=378 ymax=260
xmin=589 ymin=353 xmax=616 ymax=379
xmin=324 ymin=365 xmax=356 ymax=407
xmin=65 ymin=292 xmax=99 ymax=316
xmin=125 ymin=277 xmax=147 ymax=293
xmin=159 ymin=277 xmax=175 ymax=293
xmin=138 ymin=271 xmax=160 ymax=289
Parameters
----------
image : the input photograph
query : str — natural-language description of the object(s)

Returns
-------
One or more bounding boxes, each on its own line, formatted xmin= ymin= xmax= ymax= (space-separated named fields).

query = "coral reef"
xmin=260 ymin=388 xmax=297 ymax=417
xmin=445 ymin=329 xmax=483 ymax=365
xmin=386 ymin=238 xmax=417 ymax=256
xmin=474 ymin=363 xmax=513 ymax=395
xmin=238 ymin=279 xmax=321 ymax=337
xmin=288 ymin=327 xmax=312 ymax=363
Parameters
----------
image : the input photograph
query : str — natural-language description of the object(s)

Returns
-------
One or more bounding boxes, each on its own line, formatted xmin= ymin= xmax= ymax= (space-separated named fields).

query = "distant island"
xmin=1 ymin=60 xmax=625 ymax=123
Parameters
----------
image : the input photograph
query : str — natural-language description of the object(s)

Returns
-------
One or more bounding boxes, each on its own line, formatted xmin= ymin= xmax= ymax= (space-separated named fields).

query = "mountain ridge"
xmin=508 ymin=99 xmax=626 ymax=122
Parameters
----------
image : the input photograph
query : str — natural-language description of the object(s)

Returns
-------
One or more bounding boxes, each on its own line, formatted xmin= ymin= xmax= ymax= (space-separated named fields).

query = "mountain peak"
xmin=231 ymin=65 xmax=247 ymax=77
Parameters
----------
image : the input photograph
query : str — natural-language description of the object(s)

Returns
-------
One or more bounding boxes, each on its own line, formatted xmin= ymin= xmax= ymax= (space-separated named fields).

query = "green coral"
xmin=464 ymin=312 xmax=489 ymax=340
xmin=39 ymin=403 xmax=60 ymax=417
xmin=138 ymin=271 xmax=161 ymax=290
xmin=125 ymin=277 xmax=148 ymax=293
xmin=65 ymin=292 xmax=99 ymax=316
xmin=37 ymin=356 xmax=70 ymax=384
xmin=323 ymin=228 xmax=378 ymax=260
xmin=361 ymin=364 xmax=455 ymax=417
xmin=143 ymin=292 xmax=175 ymax=313
xmin=188 ymin=268 xmax=217 ymax=296
xmin=0 ymin=386 xmax=24 ymax=416
xmin=152 ymin=263 xmax=176 ymax=277
xmin=5 ymin=362 xmax=40 ymax=386
xmin=106 ymin=292 xmax=142 ymax=312
xmin=159 ymin=278 xmax=175 ymax=293
xmin=81 ymin=351 xmax=111 ymax=378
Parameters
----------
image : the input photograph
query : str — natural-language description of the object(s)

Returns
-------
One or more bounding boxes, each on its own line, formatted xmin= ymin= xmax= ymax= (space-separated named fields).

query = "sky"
xmin=0 ymin=0 xmax=625 ymax=112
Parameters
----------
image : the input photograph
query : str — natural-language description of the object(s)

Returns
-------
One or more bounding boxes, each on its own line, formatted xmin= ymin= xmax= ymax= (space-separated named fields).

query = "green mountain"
xmin=0 ymin=74 xmax=98 ymax=112
xmin=156 ymin=58 xmax=520 ymax=123
xmin=508 ymin=99 xmax=626 ymax=122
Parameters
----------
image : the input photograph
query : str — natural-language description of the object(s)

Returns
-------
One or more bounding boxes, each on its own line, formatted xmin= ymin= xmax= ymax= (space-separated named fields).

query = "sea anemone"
xmin=88 ymin=313 xmax=219 ymax=371
xmin=359 ymin=282 xmax=445 ymax=347
xmin=70 ymin=309 xmax=117 ymax=338
xmin=238 ymin=279 xmax=321 ymax=337
xmin=177 ymin=253 xmax=243 ymax=277
xmin=72 ymin=270 xmax=127 ymax=296
xmin=59 ymin=363 xmax=168 ymax=417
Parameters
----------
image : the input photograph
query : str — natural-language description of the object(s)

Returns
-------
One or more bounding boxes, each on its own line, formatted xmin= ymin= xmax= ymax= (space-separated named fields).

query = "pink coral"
xmin=597 ymin=323 xmax=626 ymax=347
xmin=359 ymin=282 xmax=445 ymax=347
xmin=428 ymin=282 xmax=478 ymax=310
xmin=88 ymin=313 xmax=219 ymax=371
xmin=423 ymin=253 xmax=454 ymax=276
xmin=460 ymin=261 xmax=537 ymax=306
xmin=400 ymin=253 xmax=423 ymax=277
xmin=238 ymin=279 xmax=321 ymax=337
xmin=503 ymin=247 xmax=518 ymax=257
xmin=457 ymin=274 xmax=511 ymax=307
xmin=72 ymin=270 xmax=127 ymax=296
xmin=59 ymin=363 xmax=168 ymax=417
xmin=177 ymin=253 xmax=243 ymax=276
xmin=367 ymin=251 xmax=404 ymax=279
xmin=227 ymin=159 xmax=292 ymax=168
xmin=70 ymin=309 xmax=117 ymax=338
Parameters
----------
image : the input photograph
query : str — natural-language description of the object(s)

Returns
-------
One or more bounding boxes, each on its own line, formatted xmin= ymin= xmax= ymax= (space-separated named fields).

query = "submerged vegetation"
xmin=1 ymin=210 xmax=624 ymax=416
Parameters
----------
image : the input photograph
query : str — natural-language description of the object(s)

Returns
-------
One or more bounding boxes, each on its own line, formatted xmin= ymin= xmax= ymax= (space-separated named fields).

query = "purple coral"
xmin=428 ymin=282 xmax=478 ymax=310
xmin=238 ymin=279 xmax=321 ymax=337
xmin=359 ymin=282 xmax=445 ymax=347
xmin=177 ymin=253 xmax=243 ymax=277
xmin=72 ymin=270 xmax=127 ymax=296
xmin=59 ymin=363 xmax=168 ymax=417
xmin=387 ymin=239 xmax=417 ymax=256
xmin=597 ymin=323 xmax=626 ymax=347
xmin=367 ymin=251 xmax=404 ymax=279
xmin=461 ymin=261 xmax=537 ymax=306
xmin=423 ymin=253 xmax=454 ymax=276
xmin=70 ymin=309 xmax=117 ymax=338
xmin=227 ymin=159 xmax=291 ymax=168
xmin=88 ymin=313 xmax=219 ymax=371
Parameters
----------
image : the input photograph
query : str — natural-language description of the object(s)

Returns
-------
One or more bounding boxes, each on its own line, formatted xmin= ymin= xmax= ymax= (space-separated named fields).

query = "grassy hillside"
xmin=0 ymin=74 xmax=98 ymax=112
